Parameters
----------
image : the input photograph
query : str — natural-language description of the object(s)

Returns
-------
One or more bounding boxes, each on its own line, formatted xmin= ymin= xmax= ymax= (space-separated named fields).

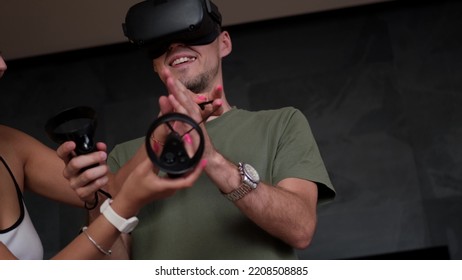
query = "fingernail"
xmin=216 ymin=100 xmax=223 ymax=106
xmin=184 ymin=133 xmax=192 ymax=144
xmin=200 ymin=159 xmax=208 ymax=168
xmin=197 ymin=95 xmax=207 ymax=101
xmin=216 ymin=85 xmax=223 ymax=91
xmin=153 ymin=141 xmax=160 ymax=153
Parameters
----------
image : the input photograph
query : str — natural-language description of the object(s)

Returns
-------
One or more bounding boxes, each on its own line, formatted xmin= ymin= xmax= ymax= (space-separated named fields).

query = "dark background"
xmin=0 ymin=0 xmax=461 ymax=259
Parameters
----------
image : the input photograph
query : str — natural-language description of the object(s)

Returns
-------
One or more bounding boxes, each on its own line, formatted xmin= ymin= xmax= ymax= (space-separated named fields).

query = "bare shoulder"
xmin=0 ymin=125 xmax=21 ymax=147
xmin=0 ymin=125 xmax=34 ymax=144
xmin=0 ymin=124 xmax=17 ymax=136
xmin=0 ymin=125 xmax=45 ymax=157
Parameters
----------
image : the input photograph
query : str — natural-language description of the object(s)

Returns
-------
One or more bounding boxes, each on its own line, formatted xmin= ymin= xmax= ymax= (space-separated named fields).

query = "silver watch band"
xmin=223 ymin=162 xmax=260 ymax=202
xmin=224 ymin=184 xmax=253 ymax=202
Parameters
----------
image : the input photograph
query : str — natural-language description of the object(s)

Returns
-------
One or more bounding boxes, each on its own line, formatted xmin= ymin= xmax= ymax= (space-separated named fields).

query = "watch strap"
xmin=223 ymin=184 xmax=253 ymax=202
xmin=100 ymin=199 xmax=139 ymax=233
xmin=223 ymin=163 xmax=259 ymax=202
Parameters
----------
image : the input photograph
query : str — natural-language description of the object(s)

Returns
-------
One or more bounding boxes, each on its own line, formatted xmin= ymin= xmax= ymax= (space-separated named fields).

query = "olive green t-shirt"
xmin=108 ymin=107 xmax=335 ymax=259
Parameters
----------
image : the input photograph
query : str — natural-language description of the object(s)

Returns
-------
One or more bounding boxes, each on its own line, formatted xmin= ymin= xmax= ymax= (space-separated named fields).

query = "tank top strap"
xmin=0 ymin=156 xmax=25 ymax=233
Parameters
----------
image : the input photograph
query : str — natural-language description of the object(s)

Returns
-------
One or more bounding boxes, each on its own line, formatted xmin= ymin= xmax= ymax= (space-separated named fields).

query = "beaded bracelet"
xmin=81 ymin=226 xmax=112 ymax=256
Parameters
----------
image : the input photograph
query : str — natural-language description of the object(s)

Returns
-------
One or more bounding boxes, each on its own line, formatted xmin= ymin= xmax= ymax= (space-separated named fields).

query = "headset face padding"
xmin=123 ymin=0 xmax=222 ymax=58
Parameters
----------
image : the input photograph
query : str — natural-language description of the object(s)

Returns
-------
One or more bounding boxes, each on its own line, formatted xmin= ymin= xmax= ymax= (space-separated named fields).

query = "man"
xmin=108 ymin=0 xmax=335 ymax=259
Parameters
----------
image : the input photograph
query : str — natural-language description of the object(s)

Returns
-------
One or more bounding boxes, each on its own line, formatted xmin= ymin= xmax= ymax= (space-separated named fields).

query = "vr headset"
xmin=123 ymin=0 xmax=222 ymax=59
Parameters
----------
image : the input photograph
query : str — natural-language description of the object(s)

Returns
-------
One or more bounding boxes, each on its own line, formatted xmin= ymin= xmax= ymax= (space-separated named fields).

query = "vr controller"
xmin=145 ymin=112 xmax=205 ymax=178
xmin=123 ymin=0 xmax=222 ymax=58
xmin=45 ymin=106 xmax=114 ymax=206
xmin=45 ymin=106 xmax=204 ymax=178
xmin=45 ymin=106 xmax=97 ymax=155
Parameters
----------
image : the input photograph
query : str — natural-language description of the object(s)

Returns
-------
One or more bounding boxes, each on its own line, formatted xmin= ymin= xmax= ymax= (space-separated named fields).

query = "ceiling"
xmin=0 ymin=0 xmax=392 ymax=61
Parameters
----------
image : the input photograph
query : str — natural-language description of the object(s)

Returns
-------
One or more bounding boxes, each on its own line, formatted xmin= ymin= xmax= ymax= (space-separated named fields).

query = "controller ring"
xmin=145 ymin=113 xmax=205 ymax=177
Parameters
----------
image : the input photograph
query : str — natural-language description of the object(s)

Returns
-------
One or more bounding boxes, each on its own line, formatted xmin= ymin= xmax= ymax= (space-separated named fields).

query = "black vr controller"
xmin=145 ymin=112 xmax=205 ymax=178
xmin=45 ymin=106 xmax=112 ymax=207
xmin=123 ymin=0 xmax=222 ymax=58
xmin=45 ymin=106 xmax=97 ymax=155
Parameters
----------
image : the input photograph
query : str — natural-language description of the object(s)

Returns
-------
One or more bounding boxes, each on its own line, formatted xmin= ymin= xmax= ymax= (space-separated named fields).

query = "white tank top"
xmin=0 ymin=156 xmax=44 ymax=260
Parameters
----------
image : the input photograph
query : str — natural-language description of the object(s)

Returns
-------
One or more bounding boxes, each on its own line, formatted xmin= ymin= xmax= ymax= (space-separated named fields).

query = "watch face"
xmin=244 ymin=164 xmax=260 ymax=182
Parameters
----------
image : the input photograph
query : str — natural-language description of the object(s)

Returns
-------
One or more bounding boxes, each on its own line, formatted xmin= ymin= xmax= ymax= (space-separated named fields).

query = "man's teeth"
xmin=172 ymin=57 xmax=196 ymax=66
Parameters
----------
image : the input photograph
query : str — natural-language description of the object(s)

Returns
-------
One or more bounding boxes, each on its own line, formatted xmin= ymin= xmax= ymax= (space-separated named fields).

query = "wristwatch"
xmin=100 ymin=199 xmax=139 ymax=233
xmin=224 ymin=162 xmax=260 ymax=202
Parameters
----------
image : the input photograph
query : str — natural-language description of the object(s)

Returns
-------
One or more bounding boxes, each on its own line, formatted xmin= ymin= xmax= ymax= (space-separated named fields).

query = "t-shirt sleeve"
xmin=273 ymin=108 xmax=336 ymax=203
xmin=107 ymin=137 xmax=144 ymax=173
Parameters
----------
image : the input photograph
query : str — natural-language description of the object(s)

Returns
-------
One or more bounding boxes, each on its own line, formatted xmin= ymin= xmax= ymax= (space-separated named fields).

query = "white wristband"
xmin=100 ymin=199 xmax=139 ymax=233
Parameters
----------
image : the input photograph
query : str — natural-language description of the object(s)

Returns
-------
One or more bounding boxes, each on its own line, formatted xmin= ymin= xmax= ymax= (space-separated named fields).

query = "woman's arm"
xmin=52 ymin=157 xmax=205 ymax=259
xmin=1 ymin=125 xmax=86 ymax=207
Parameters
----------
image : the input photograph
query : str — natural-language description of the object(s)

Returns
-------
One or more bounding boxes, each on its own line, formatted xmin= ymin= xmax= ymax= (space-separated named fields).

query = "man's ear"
xmin=219 ymin=31 xmax=232 ymax=58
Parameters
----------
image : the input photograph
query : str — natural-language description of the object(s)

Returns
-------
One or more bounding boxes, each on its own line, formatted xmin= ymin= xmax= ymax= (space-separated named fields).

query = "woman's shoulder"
xmin=0 ymin=125 xmax=20 ymax=144
xmin=0 ymin=125 xmax=44 ymax=158
xmin=0 ymin=125 xmax=35 ymax=143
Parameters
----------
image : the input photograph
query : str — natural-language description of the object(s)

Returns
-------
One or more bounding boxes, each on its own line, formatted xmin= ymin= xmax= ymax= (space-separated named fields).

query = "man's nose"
xmin=167 ymin=42 xmax=186 ymax=52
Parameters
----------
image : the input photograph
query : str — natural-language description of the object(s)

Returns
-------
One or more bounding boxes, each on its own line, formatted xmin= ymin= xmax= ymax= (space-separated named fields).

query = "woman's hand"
xmin=113 ymin=157 xmax=207 ymax=217
xmin=56 ymin=141 xmax=110 ymax=204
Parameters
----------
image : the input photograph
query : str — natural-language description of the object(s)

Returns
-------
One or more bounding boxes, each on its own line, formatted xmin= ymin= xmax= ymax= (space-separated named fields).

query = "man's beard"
xmin=181 ymin=63 xmax=219 ymax=93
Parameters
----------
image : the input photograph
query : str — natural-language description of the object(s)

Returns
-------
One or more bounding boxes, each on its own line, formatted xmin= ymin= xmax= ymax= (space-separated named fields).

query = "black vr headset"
xmin=123 ymin=0 xmax=222 ymax=59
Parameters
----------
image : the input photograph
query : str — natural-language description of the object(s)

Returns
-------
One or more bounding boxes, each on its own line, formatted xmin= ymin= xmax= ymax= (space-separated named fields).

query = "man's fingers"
xmin=159 ymin=95 xmax=174 ymax=116
xmin=211 ymin=85 xmax=224 ymax=100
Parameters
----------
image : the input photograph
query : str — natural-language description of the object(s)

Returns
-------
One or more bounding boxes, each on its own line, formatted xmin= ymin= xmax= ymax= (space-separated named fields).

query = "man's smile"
xmin=170 ymin=56 xmax=197 ymax=67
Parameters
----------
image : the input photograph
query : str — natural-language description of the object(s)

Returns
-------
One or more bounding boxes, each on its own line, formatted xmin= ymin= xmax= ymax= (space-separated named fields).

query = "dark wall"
xmin=1 ymin=0 xmax=461 ymax=259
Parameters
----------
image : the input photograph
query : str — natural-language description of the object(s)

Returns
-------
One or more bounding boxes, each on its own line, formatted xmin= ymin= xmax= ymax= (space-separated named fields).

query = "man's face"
xmin=152 ymin=31 xmax=231 ymax=94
